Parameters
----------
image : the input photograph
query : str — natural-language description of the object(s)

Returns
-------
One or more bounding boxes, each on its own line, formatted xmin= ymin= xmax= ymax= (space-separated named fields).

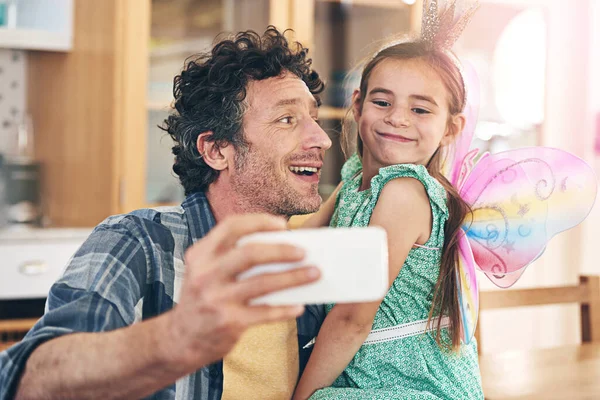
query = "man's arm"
xmin=15 ymin=314 xmax=189 ymax=399
xmin=9 ymin=214 xmax=320 ymax=400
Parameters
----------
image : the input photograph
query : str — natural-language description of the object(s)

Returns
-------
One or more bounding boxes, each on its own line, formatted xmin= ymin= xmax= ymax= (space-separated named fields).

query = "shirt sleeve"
xmin=0 ymin=220 xmax=148 ymax=399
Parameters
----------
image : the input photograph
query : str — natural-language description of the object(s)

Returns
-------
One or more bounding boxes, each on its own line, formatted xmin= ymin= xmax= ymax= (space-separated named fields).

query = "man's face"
xmin=230 ymin=72 xmax=332 ymax=217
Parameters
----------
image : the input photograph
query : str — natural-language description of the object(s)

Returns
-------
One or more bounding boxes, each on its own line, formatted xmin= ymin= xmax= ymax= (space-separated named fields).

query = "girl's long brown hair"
xmin=342 ymin=40 xmax=471 ymax=351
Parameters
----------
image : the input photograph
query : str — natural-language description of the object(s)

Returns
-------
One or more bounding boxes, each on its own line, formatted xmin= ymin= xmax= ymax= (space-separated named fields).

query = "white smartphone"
xmin=237 ymin=227 xmax=389 ymax=305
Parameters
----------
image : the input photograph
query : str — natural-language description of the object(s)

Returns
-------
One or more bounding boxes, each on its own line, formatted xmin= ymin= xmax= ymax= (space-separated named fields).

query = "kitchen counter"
xmin=0 ymin=226 xmax=93 ymax=242
xmin=0 ymin=227 xmax=93 ymax=300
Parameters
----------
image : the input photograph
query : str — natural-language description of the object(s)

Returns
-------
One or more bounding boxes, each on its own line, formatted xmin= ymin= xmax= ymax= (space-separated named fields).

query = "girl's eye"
xmin=412 ymin=107 xmax=430 ymax=115
xmin=372 ymin=100 xmax=391 ymax=107
xmin=279 ymin=116 xmax=293 ymax=124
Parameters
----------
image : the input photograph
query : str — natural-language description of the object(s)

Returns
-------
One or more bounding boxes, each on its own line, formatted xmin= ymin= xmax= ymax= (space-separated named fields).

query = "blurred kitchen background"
xmin=0 ymin=0 xmax=599 ymax=362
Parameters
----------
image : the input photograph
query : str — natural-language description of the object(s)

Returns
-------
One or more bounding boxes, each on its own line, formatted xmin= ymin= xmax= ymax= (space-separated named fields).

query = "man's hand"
xmin=11 ymin=214 xmax=320 ymax=400
xmin=164 ymin=214 xmax=320 ymax=370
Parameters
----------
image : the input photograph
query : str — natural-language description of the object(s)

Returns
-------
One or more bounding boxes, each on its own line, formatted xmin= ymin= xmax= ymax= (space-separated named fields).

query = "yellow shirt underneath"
xmin=222 ymin=320 xmax=299 ymax=400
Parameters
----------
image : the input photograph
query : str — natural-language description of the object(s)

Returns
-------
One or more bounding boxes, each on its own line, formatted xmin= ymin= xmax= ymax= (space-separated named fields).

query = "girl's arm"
xmin=292 ymin=178 xmax=432 ymax=400
xmin=297 ymin=182 xmax=343 ymax=229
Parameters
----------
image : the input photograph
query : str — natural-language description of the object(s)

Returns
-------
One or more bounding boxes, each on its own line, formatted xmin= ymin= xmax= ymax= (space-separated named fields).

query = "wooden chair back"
xmin=475 ymin=275 xmax=600 ymax=352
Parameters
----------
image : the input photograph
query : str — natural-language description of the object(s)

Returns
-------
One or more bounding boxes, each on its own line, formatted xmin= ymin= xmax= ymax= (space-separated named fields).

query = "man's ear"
xmin=441 ymin=113 xmax=466 ymax=146
xmin=352 ymin=89 xmax=362 ymax=123
xmin=197 ymin=132 xmax=231 ymax=171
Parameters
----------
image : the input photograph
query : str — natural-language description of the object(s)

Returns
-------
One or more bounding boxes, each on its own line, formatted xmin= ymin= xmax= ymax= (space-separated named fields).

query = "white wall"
xmin=0 ymin=49 xmax=26 ymax=156
xmin=581 ymin=0 xmax=600 ymax=277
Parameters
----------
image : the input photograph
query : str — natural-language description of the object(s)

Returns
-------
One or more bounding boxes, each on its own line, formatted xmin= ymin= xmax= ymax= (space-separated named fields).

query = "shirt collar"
xmin=181 ymin=192 xmax=217 ymax=247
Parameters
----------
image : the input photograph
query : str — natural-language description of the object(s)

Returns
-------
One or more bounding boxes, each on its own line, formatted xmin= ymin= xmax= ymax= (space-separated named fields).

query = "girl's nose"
xmin=384 ymin=107 xmax=410 ymax=128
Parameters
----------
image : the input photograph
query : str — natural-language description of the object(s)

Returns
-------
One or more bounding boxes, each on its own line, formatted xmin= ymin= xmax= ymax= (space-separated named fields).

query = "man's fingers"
xmin=228 ymin=265 xmax=320 ymax=302
xmin=184 ymin=214 xmax=288 ymax=265
xmin=218 ymin=242 xmax=306 ymax=278
xmin=207 ymin=214 xmax=288 ymax=254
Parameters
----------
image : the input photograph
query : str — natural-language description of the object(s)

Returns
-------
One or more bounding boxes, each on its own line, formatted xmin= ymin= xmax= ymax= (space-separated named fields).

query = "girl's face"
xmin=354 ymin=58 xmax=463 ymax=174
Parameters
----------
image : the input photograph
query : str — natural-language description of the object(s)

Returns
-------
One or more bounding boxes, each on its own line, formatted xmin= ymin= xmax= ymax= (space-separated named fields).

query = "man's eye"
xmin=372 ymin=100 xmax=391 ymax=107
xmin=278 ymin=116 xmax=293 ymax=124
xmin=412 ymin=108 xmax=430 ymax=115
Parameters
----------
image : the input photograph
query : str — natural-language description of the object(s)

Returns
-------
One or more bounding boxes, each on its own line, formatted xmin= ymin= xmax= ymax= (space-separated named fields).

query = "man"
xmin=0 ymin=27 xmax=332 ymax=399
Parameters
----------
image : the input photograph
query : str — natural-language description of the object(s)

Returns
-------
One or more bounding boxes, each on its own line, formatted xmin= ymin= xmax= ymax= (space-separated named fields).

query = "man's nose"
xmin=304 ymin=120 xmax=332 ymax=151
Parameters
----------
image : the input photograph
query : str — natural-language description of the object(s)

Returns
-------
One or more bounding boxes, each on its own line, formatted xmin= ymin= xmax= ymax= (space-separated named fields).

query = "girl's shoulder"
xmin=373 ymin=163 xmax=449 ymax=217
xmin=337 ymin=155 xmax=449 ymax=217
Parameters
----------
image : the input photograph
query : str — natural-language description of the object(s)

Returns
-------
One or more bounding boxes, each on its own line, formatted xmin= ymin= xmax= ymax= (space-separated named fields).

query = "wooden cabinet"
xmin=0 ymin=318 xmax=37 ymax=351
xmin=27 ymin=0 xmax=419 ymax=227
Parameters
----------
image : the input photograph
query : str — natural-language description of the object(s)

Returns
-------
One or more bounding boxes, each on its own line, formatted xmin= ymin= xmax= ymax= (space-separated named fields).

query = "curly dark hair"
xmin=161 ymin=26 xmax=325 ymax=195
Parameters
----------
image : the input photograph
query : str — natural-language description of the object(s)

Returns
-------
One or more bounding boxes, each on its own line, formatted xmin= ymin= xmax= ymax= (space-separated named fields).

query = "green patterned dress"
xmin=310 ymin=154 xmax=483 ymax=400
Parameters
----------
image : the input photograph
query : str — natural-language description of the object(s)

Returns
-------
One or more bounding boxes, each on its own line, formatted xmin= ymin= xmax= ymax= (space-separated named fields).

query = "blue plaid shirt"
xmin=0 ymin=192 xmax=324 ymax=399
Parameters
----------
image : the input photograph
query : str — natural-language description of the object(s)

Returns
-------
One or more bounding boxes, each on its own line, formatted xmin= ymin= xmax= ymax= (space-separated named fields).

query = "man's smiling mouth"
xmin=289 ymin=166 xmax=320 ymax=176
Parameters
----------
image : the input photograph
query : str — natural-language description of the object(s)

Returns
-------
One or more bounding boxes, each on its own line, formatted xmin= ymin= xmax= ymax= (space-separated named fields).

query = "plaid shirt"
xmin=0 ymin=192 xmax=324 ymax=399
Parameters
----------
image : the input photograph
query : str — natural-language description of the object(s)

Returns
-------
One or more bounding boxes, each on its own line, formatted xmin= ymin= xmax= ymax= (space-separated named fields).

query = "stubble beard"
xmin=231 ymin=146 xmax=321 ymax=217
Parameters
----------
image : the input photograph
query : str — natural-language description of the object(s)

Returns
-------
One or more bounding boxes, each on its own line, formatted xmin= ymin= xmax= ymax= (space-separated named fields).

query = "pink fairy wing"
xmin=482 ymin=268 xmax=527 ymax=289
xmin=456 ymin=231 xmax=479 ymax=343
xmin=468 ymin=237 xmax=529 ymax=288
xmin=460 ymin=147 xmax=597 ymax=288
xmin=444 ymin=59 xmax=482 ymax=342
xmin=442 ymin=60 xmax=480 ymax=187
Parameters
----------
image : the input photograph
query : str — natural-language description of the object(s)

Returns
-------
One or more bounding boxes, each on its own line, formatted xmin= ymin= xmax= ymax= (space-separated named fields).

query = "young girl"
xmin=293 ymin=32 xmax=484 ymax=400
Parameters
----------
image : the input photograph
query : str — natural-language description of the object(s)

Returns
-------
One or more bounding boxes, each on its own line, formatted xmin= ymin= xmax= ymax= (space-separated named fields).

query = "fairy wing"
xmin=442 ymin=60 xmax=480 ymax=188
xmin=460 ymin=147 xmax=597 ymax=288
xmin=443 ymin=59 xmax=482 ymax=344
xmin=456 ymin=231 xmax=479 ymax=344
